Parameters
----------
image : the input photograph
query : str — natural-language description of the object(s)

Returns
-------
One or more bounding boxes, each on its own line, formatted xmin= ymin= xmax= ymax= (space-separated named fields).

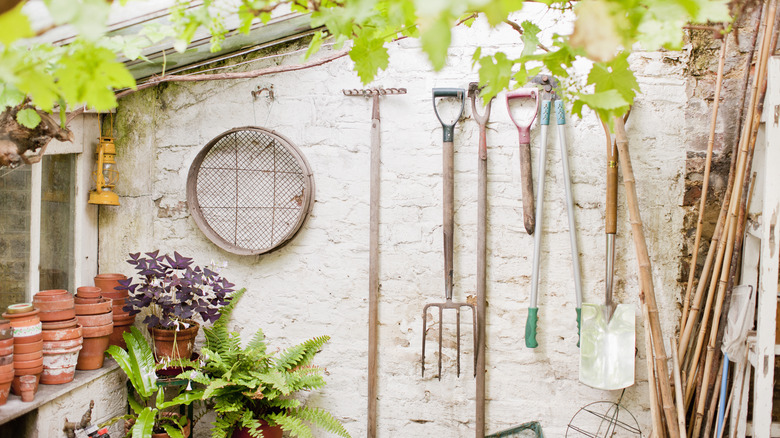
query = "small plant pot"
xmin=94 ymin=274 xmax=126 ymax=295
xmin=33 ymin=290 xmax=72 ymax=301
xmin=81 ymin=322 xmax=113 ymax=338
xmin=112 ymin=303 xmax=129 ymax=316
xmin=0 ymin=327 xmax=13 ymax=340
xmin=14 ymin=351 xmax=42 ymax=362
xmin=74 ymin=297 xmax=102 ymax=305
xmin=76 ymin=286 xmax=102 ymax=299
xmin=0 ymin=380 xmax=11 ymax=406
xmin=38 ymin=308 xmax=77 ymax=322
xmin=18 ymin=375 xmax=37 ymax=402
xmin=0 ymin=344 xmax=13 ymax=357
xmin=43 ymin=337 xmax=83 ymax=352
xmin=0 ymin=362 xmax=13 ymax=374
xmin=14 ymin=340 xmax=42 ymax=355
xmin=0 ymin=354 xmax=12 ymax=366
xmin=76 ymin=335 xmax=110 ymax=370
xmin=11 ymin=372 xmax=40 ymax=395
xmin=150 ymin=323 xmax=199 ymax=362
xmin=41 ymin=318 xmax=79 ymax=331
xmin=232 ymin=422 xmax=283 ymax=438
xmin=42 ymin=325 xmax=82 ymax=342
xmin=76 ymin=311 xmax=113 ymax=327
xmin=41 ymin=344 xmax=82 ymax=384
xmin=14 ymin=356 xmax=43 ymax=372
xmin=13 ymin=322 xmax=43 ymax=342
xmin=0 ymin=369 xmax=14 ymax=383
xmin=0 ymin=319 xmax=9 ymax=330
xmin=32 ymin=294 xmax=74 ymax=309
xmin=109 ymin=314 xmax=135 ymax=350
xmin=3 ymin=308 xmax=40 ymax=327
xmin=75 ymin=298 xmax=112 ymax=316
xmin=5 ymin=304 xmax=35 ymax=315
xmin=102 ymin=292 xmax=129 ymax=303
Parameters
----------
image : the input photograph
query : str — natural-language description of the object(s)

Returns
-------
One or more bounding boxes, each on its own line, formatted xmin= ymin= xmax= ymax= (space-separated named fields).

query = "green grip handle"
xmin=525 ymin=308 xmax=539 ymax=348
xmin=576 ymin=307 xmax=581 ymax=348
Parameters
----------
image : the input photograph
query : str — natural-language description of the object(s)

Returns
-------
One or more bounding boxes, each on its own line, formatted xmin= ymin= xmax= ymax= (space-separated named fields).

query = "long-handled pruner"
xmin=469 ymin=81 xmax=492 ymax=438
xmin=506 ymin=89 xmax=539 ymax=235
xmin=422 ymin=88 xmax=476 ymax=379
xmin=525 ymin=75 xmax=583 ymax=348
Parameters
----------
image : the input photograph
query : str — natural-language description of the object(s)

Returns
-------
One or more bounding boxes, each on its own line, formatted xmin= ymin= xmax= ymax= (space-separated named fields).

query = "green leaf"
xmin=480 ymin=0 xmax=525 ymax=26
xmin=131 ymin=407 xmax=156 ymax=438
xmin=520 ymin=21 xmax=541 ymax=57
xmin=161 ymin=423 xmax=185 ymax=438
xmin=540 ymin=45 xmax=575 ymax=78
xmin=0 ymin=2 xmax=33 ymax=45
xmin=587 ymin=53 xmax=640 ymax=102
xmin=569 ymin=0 xmax=623 ymax=62
xmin=16 ymin=108 xmax=41 ymax=129
xmin=349 ymin=37 xmax=389 ymax=84
xmin=303 ymin=31 xmax=325 ymax=61
xmin=0 ymin=84 xmax=25 ymax=109
xmin=476 ymin=52 xmax=515 ymax=102
xmin=420 ymin=14 xmax=453 ymax=70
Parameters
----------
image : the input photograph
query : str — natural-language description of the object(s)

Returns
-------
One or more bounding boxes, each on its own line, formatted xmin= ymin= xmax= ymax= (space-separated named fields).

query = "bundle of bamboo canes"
xmin=617 ymin=2 xmax=778 ymax=436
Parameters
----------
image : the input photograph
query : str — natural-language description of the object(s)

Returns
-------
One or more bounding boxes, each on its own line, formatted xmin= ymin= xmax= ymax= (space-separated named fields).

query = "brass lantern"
xmin=88 ymin=136 xmax=120 ymax=206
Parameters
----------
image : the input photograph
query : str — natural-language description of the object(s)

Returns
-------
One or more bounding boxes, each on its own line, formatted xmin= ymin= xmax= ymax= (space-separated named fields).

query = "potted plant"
xmin=117 ymin=251 xmax=235 ymax=362
xmin=186 ymin=289 xmax=351 ymax=438
xmin=104 ymin=327 xmax=201 ymax=438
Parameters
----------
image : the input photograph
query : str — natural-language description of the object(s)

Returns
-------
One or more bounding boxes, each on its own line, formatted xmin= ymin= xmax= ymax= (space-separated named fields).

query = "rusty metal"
xmin=342 ymin=87 xmax=407 ymax=97
xmin=251 ymin=85 xmax=274 ymax=100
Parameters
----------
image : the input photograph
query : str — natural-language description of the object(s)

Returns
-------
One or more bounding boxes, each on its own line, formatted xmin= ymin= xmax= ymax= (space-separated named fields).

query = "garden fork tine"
xmin=421 ymin=88 xmax=476 ymax=379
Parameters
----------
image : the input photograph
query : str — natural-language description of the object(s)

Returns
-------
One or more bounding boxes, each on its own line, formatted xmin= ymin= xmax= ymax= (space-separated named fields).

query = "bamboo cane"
xmin=688 ymin=349 xmax=707 ymax=438
xmin=702 ymin=356 xmax=725 ymax=438
xmin=645 ymin=304 xmax=664 ymax=437
xmin=681 ymin=35 xmax=729 ymax=330
xmin=613 ymin=116 xmax=679 ymax=437
xmin=671 ymin=337 xmax=688 ymax=438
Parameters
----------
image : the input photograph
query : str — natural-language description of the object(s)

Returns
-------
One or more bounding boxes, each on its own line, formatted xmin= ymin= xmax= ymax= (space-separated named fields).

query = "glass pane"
xmin=39 ymin=155 xmax=75 ymax=292
xmin=0 ymin=166 xmax=31 ymax=309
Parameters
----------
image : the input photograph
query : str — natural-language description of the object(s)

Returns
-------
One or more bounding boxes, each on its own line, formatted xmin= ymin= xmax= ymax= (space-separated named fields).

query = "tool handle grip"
xmin=519 ymin=142 xmax=535 ymax=234
xmin=576 ymin=307 xmax=581 ymax=348
xmin=433 ymin=88 xmax=465 ymax=143
xmin=606 ymin=140 xmax=618 ymax=234
xmin=525 ymin=308 xmax=539 ymax=348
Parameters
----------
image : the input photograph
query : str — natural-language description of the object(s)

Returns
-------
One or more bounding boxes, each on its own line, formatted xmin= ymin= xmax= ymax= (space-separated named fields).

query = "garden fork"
xmin=422 ymin=88 xmax=477 ymax=379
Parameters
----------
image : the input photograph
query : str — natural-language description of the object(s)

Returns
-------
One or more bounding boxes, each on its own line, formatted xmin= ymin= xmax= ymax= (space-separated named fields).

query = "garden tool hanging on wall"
xmin=520 ymin=75 xmax=583 ymax=348
xmin=579 ymin=116 xmax=635 ymax=390
xmin=421 ymin=88 xmax=477 ymax=379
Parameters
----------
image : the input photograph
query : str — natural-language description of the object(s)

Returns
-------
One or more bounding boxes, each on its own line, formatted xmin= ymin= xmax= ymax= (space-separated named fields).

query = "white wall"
xmin=100 ymin=11 xmax=691 ymax=437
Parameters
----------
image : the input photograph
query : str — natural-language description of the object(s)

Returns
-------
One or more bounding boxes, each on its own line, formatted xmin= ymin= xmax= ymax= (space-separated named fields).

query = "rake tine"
xmin=456 ymin=307 xmax=461 ymax=377
xmin=438 ymin=306 xmax=443 ymax=380
xmin=471 ymin=303 xmax=478 ymax=377
xmin=422 ymin=305 xmax=428 ymax=377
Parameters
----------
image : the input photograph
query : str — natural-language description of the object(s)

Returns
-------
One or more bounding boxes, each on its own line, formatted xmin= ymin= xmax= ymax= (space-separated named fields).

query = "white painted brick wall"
xmin=100 ymin=10 xmax=691 ymax=437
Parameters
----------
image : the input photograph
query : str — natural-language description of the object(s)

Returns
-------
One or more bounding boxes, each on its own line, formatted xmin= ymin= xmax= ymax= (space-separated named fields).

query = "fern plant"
xmin=187 ymin=289 xmax=351 ymax=438
xmin=103 ymin=327 xmax=201 ymax=438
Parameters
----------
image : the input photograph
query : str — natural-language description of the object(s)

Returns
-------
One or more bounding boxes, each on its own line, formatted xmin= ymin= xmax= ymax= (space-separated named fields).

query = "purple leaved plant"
xmin=117 ymin=251 xmax=235 ymax=330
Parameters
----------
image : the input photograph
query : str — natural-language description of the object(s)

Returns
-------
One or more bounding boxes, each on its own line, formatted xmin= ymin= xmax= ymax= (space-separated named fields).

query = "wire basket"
xmin=487 ymin=421 xmax=544 ymax=437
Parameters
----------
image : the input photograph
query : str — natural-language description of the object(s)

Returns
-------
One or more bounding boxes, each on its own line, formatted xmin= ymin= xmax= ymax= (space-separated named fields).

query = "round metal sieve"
xmin=186 ymin=127 xmax=314 ymax=255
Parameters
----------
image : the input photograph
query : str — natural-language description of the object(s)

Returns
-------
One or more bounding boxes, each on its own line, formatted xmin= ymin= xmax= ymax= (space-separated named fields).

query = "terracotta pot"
xmin=3 ymin=308 xmax=40 ymax=326
xmin=0 ymin=380 xmax=10 ymax=406
xmin=0 ymin=362 xmax=13 ymax=374
xmin=103 ymin=292 xmax=129 ymax=302
xmin=38 ymin=308 xmax=77 ymax=322
xmin=43 ymin=337 xmax=83 ymax=351
xmin=5 ymin=304 xmax=34 ymax=314
xmin=150 ymin=323 xmax=199 ymax=362
xmin=75 ymin=299 xmax=112 ymax=316
xmin=75 ymin=297 xmax=102 ymax=305
xmin=0 ymin=319 xmax=10 ymax=330
xmin=33 ymin=294 xmax=73 ymax=307
xmin=94 ymin=274 xmax=126 ymax=294
xmin=76 ymin=311 xmax=113 ymax=327
xmin=14 ymin=351 xmax=42 ymax=362
xmin=13 ymin=323 xmax=43 ymax=342
xmin=0 ymin=345 xmax=12 ymax=357
xmin=18 ymin=374 xmax=37 ymax=401
xmin=0 ymin=327 xmax=14 ymax=340
xmin=14 ymin=340 xmax=43 ymax=354
xmin=76 ymin=286 xmax=102 ymax=299
xmin=14 ymin=356 xmax=43 ymax=371
xmin=76 ymin=335 xmax=110 ymax=370
xmin=232 ymin=422 xmax=283 ymax=438
xmin=33 ymin=290 xmax=71 ymax=301
xmin=109 ymin=315 xmax=135 ymax=349
xmin=0 ymin=369 xmax=13 ymax=383
xmin=82 ymin=322 xmax=113 ymax=338
xmin=14 ymin=333 xmax=43 ymax=344
xmin=0 ymin=354 xmax=12 ymax=366
xmin=42 ymin=325 xmax=82 ymax=341
xmin=11 ymin=372 xmax=40 ymax=395
xmin=41 ymin=318 xmax=79 ymax=330
xmin=112 ymin=303 xmax=130 ymax=315
xmin=41 ymin=344 xmax=82 ymax=384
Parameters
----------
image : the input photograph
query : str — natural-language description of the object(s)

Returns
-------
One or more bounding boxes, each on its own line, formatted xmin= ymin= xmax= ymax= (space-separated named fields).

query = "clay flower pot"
xmin=43 ymin=338 xmax=83 ymax=351
xmin=11 ymin=371 xmax=40 ymax=395
xmin=14 ymin=356 xmax=43 ymax=371
xmin=75 ymin=298 xmax=112 ymax=316
xmin=41 ymin=344 xmax=82 ymax=384
xmin=94 ymin=274 xmax=126 ymax=295
xmin=0 ymin=341 xmax=13 ymax=356
xmin=81 ymin=323 xmax=113 ymax=339
xmin=5 ymin=303 xmax=34 ymax=315
xmin=14 ymin=351 xmax=42 ymax=362
xmin=0 ymin=362 xmax=13 ymax=374
xmin=150 ymin=323 xmax=199 ymax=362
xmin=74 ymin=297 xmax=102 ymax=305
xmin=18 ymin=375 xmax=37 ymax=402
xmin=76 ymin=311 xmax=113 ymax=327
xmin=0 ymin=379 xmax=11 ymax=405
xmin=33 ymin=290 xmax=71 ymax=301
xmin=0 ymin=327 xmax=14 ymax=341
xmin=41 ymin=318 xmax=79 ymax=331
xmin=14 ymin=340 xmax=43 ymax=354
xmin=76 ymin=335 xmax=110 ymax=370
xmin=232 ymin=422 xmax=283 ymax=438
xmin=0 ymin=355 xmax=12 ymax=366
xmin=109 ymin=314 xmax=135 ymax=350
xmin=76 ymin=286 xmax=102 ymax=299
xmin=0 ymin=319 xmax=10 ymax=330
xmin=12 ymin=322 xmax=43 ymax=343
xmin=42 ymin=325 xmax=82 ymax=342
xmin=3 ymin=307 xmax=39 ymax=327
xmin=38 ymin=308 xmax=77 ymax=322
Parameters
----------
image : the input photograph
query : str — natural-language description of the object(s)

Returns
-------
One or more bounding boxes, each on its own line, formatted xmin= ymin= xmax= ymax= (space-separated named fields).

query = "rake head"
xmin=421 ymin=300 xmax=477 ymax=379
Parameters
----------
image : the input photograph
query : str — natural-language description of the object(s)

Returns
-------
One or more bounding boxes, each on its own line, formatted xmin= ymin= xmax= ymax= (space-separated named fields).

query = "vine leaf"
xmin=0 ymin=2 xmax=32 ymax=45
xmin=16 ymin=108 xmax=41 ymax=129
xmin=570 ymin=0 xmax=623 ymax=62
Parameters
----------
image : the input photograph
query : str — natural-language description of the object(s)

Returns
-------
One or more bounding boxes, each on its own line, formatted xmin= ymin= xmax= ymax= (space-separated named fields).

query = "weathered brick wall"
xmin=0 ymin=166 xmax=31 ymax=311
xmin=100 ymin=11 xmax=709 ymax=437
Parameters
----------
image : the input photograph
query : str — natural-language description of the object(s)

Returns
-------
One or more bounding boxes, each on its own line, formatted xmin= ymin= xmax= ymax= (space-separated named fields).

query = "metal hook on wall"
xmin=252 ymin=85 xmax=275 ymax=101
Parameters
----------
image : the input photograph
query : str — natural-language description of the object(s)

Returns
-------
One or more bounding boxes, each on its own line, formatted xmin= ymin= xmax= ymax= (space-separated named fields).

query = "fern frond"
xmin=240 ymin=410 xmax=265 ymax=438
xmin=275 ymin=335 xmax=330 ymax=370
xmin=268 ymin=411 xmax=314 ymax=438
xmin=245 ymin=328 xmax=267 ymax=355
xmin=291 ymin=406 xmax=352 ymax=437
xmin=267 ymin=398 xmax=301 ymax=410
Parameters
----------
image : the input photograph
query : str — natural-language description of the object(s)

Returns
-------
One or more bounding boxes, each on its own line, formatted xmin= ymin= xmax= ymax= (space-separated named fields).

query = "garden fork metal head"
xmin=421 ymin=88 xmax=476 ymax=380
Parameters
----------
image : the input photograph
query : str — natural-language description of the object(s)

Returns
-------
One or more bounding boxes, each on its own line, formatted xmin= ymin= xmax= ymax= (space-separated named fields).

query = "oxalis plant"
xmin=184 ymin=289 xmax=351 ymax=438
xmin=117 ymin=250 xmax=235 ymax=330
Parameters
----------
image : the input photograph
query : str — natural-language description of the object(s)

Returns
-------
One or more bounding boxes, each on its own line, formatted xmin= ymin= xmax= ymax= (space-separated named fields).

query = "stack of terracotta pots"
xmin=74 ymin=286 xmax=113 ymax=370
xmin=3 ymin=303 xmax=42 ymax=397
xmin=33 ymin=290 xmax=82 ymax=385
xmin=94 ymin=274 xmax=135 ymax=349
xmin=0 ymin=319 xmax=14 ymax=405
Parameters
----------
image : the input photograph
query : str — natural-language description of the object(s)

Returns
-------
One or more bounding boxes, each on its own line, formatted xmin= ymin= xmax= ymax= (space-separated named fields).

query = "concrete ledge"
xmin=0 ymin=358 xmax=120 ymax=426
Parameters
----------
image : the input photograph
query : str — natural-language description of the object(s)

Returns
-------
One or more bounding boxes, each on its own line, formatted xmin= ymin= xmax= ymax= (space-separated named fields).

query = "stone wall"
xmin=0 ymin=165 xmax=31 ymax=311
xmin=100 ymin=10 xmax=710 ymax=437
